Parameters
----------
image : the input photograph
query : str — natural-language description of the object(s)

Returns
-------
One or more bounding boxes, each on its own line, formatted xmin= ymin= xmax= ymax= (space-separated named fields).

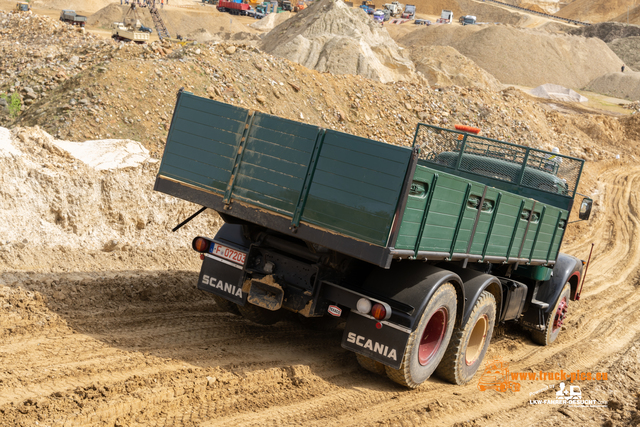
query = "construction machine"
xmin=15 ymin=2 xmax=30 ymax=12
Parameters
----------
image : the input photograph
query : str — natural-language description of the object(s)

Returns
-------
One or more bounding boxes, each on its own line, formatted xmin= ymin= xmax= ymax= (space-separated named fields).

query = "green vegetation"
xmin=0 ymin=93 xmax=22 ymax=117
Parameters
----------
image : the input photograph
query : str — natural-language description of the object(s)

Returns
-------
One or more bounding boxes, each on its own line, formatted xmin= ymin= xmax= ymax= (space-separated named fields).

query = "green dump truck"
xmin=154 ymin=90 xmax=593 ymax=388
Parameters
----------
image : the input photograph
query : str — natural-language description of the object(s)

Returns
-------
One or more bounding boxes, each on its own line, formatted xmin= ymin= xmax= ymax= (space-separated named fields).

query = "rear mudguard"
xmin=357 ymin=262 xmax=464 ymax=330
xmin=536 ymin=253 xmax=583 ymax=313
xmin=340 ymin=262 xmax=463 ymax=368
xmin=443 ymin=267 xmax=502 ymax=326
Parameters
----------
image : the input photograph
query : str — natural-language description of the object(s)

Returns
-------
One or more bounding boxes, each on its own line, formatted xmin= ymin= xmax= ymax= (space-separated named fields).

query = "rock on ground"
xmin=260 ymin=0 xmax=414 ymax=83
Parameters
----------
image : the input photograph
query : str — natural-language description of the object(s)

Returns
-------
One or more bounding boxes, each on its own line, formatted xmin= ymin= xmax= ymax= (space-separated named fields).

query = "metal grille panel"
xmin=414 ymin=123 xmax=582 ymax=197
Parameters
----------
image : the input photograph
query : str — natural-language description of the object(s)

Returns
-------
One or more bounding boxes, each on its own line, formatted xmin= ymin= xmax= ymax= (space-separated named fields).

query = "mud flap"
xmin=342 ymin=311 xmax=411 ymax=370
xmin=198 ymin=254 xmax=247 ymax=306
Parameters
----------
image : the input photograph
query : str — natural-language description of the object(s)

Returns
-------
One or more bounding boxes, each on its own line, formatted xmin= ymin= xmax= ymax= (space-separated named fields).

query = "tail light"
xmin=192 ymin=237 xmax=212 ymax=253
xmin=356 ymin=298 xmax=372 ymax=315
xmin=371 ymin=302 xmax=391 ymax=320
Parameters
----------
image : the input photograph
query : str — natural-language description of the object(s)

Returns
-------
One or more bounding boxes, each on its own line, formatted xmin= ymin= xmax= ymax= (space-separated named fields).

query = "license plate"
xmin=210 ymin=243 xmax=246 ymax=266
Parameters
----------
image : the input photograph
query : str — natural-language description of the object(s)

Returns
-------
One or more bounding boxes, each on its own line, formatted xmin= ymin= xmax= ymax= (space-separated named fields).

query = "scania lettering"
xmin=347 ymin=332 xmax=398 ymax=361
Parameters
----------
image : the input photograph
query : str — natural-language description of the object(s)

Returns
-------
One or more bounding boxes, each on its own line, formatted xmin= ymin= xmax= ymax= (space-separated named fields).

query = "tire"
xmin=237 ymin=302 xmax=282 ymax=325
xmin=435 ymin=291 xmax=496 ymax=385
xmin=385 ymin=283 xmax=457 ymax=388
xmin=212 ymin=294 xmax=240 ymax=315
xmin=356 ymin=353 xmax=386 ymax=375
xmin=297 ymin=314 xmax=343 ymax=331
xmin=531 ymin=282 xmax=570 ymax=345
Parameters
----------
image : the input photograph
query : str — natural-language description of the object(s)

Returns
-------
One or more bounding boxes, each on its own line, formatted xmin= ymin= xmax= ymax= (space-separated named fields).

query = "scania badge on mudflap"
xmin=328 ymin=305 xmax=342 ymax=317
xmin=197 ymin=253 xmax=247 ymax=306
xmin=342 ymin=311 xmax=410 ymax=370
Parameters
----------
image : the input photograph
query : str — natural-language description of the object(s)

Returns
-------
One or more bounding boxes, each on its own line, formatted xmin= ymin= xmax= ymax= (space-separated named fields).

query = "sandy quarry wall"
xmin=399 ymin=24 xmax=624 ymax=89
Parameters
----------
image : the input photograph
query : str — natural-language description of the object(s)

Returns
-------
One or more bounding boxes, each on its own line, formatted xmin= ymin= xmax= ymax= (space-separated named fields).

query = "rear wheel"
xmin=356 ymin=353 xmax=386 ymax=375
xmin=385 ymin=283 xmax=457 ymax=388
xmin=435 ymin=291 xmax=496 ymax=385
xmin=212 ymin=295 xmax=240 ymax=315
xmin=237 ymin=302 xmax=282 ymax=325
xmin=297 ymin=314 xmax=343 ymax=331
xmin=531 ymin=282 xmax=570 ymax=345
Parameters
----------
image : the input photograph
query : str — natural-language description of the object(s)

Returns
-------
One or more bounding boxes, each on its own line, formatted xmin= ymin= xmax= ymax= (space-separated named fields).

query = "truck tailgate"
xmin=155 ymin=91 xmax=414 ymax=266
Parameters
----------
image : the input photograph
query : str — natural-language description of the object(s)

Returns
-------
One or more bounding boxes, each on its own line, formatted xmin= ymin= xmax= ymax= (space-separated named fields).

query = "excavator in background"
xmin=112 ymin=3 xmax=150 ymax=43
xmin=147 ymin=0 xmax=170 ymax=40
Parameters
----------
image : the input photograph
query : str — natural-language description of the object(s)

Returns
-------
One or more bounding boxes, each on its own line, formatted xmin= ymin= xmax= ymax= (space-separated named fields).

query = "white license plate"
xmin=210 ymin=243 xmax=246 ymax=266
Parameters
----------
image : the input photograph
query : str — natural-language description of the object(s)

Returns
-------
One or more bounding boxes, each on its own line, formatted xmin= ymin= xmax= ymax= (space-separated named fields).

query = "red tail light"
xmin=193 ymin=237 xmax=211 ymax=253
xmin=371 ymin=303 xmax=391 ymax=321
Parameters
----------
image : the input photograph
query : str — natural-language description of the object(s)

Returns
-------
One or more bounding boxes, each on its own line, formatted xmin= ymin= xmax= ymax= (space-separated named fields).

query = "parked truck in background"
xmin=383 ymin=1 xmax=401 ymax=16
xmin=401 ymin=4 xmax=415 ymax=19
xmin=59 ymin=9 xmax=87 ymax=27
xmin=459 ymin=15 xmax=477 ymax=25
xmin=154 ymin=91 xmax=593 ymax=388
xmin=217 ymin=0 xmax=251 ymax=15
xmin=437 ymin=9 xmax=453 ymax=23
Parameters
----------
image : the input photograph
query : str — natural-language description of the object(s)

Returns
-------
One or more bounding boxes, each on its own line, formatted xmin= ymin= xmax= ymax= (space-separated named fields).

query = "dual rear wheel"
xmin=357 ymin=285 xmax=497 ymax=388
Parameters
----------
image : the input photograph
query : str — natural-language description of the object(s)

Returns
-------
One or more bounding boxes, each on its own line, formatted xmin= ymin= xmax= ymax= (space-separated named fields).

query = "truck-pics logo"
xmin=478 ymin=359 xmax=609 ymax=407
xmin=201 ymin=275 xmax=243 ymax=298
xmin=346 ymin=332 xmax=398 ymax=361
xmin=477 ymin=359 xmax=521 ymax=392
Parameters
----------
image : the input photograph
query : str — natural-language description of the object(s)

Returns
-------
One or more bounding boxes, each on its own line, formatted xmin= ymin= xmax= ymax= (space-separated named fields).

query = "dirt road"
xmin=1 ymin=161 xmax=638 ymax=426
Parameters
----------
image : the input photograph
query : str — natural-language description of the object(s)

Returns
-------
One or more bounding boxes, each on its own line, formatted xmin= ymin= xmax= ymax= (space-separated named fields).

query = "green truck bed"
xmin=155 ymin=91 xmax=584 ymax=268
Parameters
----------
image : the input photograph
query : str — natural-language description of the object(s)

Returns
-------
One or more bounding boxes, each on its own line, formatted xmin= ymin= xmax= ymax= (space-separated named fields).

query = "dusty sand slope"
xmin=260 ymin=0 xmax=415 ymax=83
xmin=399 ymin=24 xmax=624 ymax=89
xmin=585 ymin=71 xmax=640 ymax=100
xmin=2 ymin=156 xmax=640 ymax=426
xmin=608 ymin=36 xmax=640 ymax=71
xmin=556 ymin=0 xmax=635 ymax=22
xmin=409 ymin=45 xmax=502 ymax=90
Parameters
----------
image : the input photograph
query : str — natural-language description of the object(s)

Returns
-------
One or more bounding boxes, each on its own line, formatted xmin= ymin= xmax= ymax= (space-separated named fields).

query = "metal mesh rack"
xmin=413 ymin=124 xmax=583 ymax=198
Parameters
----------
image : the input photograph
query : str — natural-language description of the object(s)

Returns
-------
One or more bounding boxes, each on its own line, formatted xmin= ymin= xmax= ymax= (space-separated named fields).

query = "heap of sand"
xmin=556 ymin=0 xmax=634 ymax=23
xmin=260 ymin=0 xmax=414 ymax=83
xmin=409 ymin=46 xmax=501 ymax=91
xmin=399 ymin=24 xmax=624 ymax=89
xmin=585 ymin=71 xmax=640 ymax=100
xmin=250 ymin=11 xmax=292 ymax=31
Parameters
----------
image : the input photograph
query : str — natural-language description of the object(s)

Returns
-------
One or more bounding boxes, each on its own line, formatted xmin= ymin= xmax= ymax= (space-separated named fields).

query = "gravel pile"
xmin=260 ymin=0 xmax=414 ymax=83
xmin=585 ymin=71 xmax=640 ymax=101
